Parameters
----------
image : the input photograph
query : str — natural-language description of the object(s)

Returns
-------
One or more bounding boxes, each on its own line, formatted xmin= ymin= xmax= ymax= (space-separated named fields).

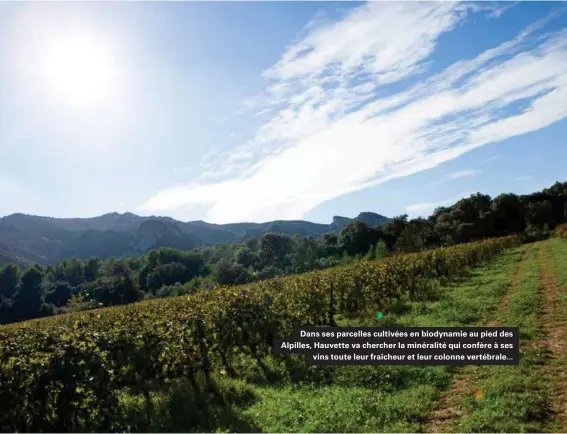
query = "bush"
xmin=556 ymin=223 xmax=567 ymax=239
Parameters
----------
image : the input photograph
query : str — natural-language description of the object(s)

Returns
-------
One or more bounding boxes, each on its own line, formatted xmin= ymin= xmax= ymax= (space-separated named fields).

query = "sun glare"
xmin=40 ymin=34 xmax=117 ymax=107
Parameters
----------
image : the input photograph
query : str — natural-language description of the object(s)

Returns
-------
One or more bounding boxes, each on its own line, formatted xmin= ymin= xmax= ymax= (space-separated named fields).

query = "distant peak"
xmin=356 ymin=211 xmax=385 ymax=218
xmin=331 ymin=216 xmax=351 ymax=228
xmin=354 ymin=212 xmax=390 ymax=225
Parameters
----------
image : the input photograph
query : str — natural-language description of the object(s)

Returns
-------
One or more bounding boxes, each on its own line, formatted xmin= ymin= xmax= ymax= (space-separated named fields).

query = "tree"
xmin=290 ymin=236 xmax=325 ymax=273
xmin=244 ymin=238 xmax=259 ymax=250
xmin=542 ymin=181 xmax=567 ymax=196
xmin=44 ymin=281 xmax=73 ymax=307
xmin=213 ymin=258 xmax=250 ymax=285
xmin=432 ymin=194 xmax=493 ymax=244
xmin=84 ymin=258 xmax=101 ymax=282
xmin=323 ymin=232 xmax=338 ymax=246
xmin=382 ymin=214 xmax=408 ymax=239
xmin=53 ymin=259 xmax=85 ymax=287
xmin=235 ymin=246 xmax=258 ymax=269
xmin=83 ymin=260 xmax=142 ymax=307
xmin=0 ymin=298 xmax=13 ymax=324
xmin=338 ymin=221 xmax=382 ymax=256
xmin=0 ymin=265 xmax=20 ymax=300
xmin=12 ymin=266 xmax=45 ymax=322
xmin=374 ymin=240 xmax=391 ymax=259
xmin=146 ymin=262 xmax=191 ymax=293
xmin=394 ymin=218 xmax=437 ymax=253
xmin=139 ymin=248 xmax=205 ymax=291
xmin=259 ymin=233 xmax=294 ymax=269
xmin=491 ymin=193 xmax=524 ymax=235
xmin=525 ymin=200 xmax=554 ymax=229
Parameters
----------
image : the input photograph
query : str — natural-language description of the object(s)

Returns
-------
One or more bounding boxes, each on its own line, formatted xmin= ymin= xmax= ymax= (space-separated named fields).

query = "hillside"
xmin=0 ymin=211 xmax=389 ymax=266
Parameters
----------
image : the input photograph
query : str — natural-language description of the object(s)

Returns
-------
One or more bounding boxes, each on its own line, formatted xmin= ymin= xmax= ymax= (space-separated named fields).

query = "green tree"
xmin=146 ymin=262 xmax=191 ymax=293
xmin=12 ymin=266 xmax=45 ymax=322
xmin=259 ymin=233 xmax=294 ymax=269
xmin=374 ymin=240 xmax=390 ymax=259
xmin=490 ymin=193 xmax=524 ymax=235
xmin=0 ymin=264 xmax=20 ymax=300
xmin=382 ymin=214 xmax=408 ymax=239
xmin=84 ymin=258 xmax=101 ymax=282
xmin=394 ymin=218 xmax=437 ymax=253
xmin=234 ymin=246 xmax=258 ymax=269
xmin=213 ymin=258 xmax=250 ymax=285
xmin=338 ymin=221 xmax=382 ymax=256
xmin=44 ymin=281 xmax=73 ymax=307
xmin=525 ymin=200 xmax=554 ymax=229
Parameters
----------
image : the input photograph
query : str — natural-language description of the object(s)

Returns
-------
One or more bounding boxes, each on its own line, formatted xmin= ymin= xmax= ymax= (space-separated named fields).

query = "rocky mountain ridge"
xmin=0 ymin=211 xmax=390 ymax=265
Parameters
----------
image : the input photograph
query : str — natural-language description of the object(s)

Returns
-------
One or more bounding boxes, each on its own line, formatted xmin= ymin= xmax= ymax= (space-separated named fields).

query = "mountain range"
xmin=0 ymin=211 xmax=390 ymax=266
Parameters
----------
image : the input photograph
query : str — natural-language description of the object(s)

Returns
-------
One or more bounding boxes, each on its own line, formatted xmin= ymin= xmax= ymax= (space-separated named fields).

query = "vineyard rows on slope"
xmin=0 ymin=236 xmax=519 ymax=432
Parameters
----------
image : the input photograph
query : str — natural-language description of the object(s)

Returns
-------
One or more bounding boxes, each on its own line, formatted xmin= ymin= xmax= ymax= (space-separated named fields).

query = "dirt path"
xmin=423 ymin=245 xmax=534 ymax=433
xmin=538 ymin=248 xmax=567 ymax=432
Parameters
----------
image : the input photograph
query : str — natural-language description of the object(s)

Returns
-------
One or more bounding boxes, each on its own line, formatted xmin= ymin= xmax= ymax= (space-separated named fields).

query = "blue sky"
xmin=1 ymin=2 xmax=566 ymax=224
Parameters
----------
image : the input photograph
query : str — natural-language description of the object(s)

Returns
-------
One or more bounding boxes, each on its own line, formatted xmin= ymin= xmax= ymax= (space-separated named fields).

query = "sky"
xmin=1 ymin=1 xmax=566 ymax=224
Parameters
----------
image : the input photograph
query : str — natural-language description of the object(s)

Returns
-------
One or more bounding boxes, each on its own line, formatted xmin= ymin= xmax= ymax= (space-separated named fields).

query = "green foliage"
xmin=11 ymin=266 xmax=44 ymax=322
xmin=259 ymin=233 xmax=295 ymax=269
xmin=374 ymin=240 xmax=390 ymax=259
xmin=44 ymin=281 xmax=72 ymax=307
xmin=394 ymin=218 xmax=438 ymax=253
xmin=0 ymin=264 xmax=19 ymax=300
xmin=213 ymin=259 xmax=250 ymax=285
xmin=338 ymin=220 xmax=382 ymax=256
xmin=63 ymin=293 xmax=100 ymax=313
xmin=382 ymin=214 xmax=409 ymax=240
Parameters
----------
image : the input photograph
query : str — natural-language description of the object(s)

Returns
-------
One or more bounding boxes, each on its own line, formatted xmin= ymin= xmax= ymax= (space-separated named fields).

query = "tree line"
xmin=1 ymin=181 xmax=566 ymax=325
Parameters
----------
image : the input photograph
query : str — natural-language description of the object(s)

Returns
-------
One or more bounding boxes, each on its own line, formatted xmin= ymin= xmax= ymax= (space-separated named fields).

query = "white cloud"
xmin=517 ymin=175 xmax=533 ymax=181
xmin=448 ymin=169 xmax=483 ymax=180
xmin=430 ymin=168 xmax=482 ymax=186
xmin=139 ymin=3 xmax=567 ymax=223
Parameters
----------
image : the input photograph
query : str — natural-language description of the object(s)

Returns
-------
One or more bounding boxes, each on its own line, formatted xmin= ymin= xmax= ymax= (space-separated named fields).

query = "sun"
xmin=40 ymin=33 xmax=117 ymax=107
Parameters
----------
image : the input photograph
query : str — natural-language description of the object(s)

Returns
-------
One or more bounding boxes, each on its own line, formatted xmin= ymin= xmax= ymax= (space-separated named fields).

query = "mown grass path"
xmin=441 ymin=241 xmax=548 ymax=432
xmin=426 ymin=238 xmax=567 ymax=433
xmin=423 ymin=243 xmax=536 ymax=433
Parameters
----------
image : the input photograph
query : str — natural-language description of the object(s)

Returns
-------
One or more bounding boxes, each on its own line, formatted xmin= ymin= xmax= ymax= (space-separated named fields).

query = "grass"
xmin=450 ymin=238 xmax=567 ymax=432
xmin=237 ymin=247 xmax=528 ymax=433
xmin=454 ymin=244 xmax=550 ymax=432
xmin=545 ymin=238 xmax=567 ymax=301
xmin=114 ymin=240 xmax=567 ymax=432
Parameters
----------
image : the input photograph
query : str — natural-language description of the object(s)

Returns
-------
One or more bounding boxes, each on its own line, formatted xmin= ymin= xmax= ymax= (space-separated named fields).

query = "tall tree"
xmin=12 ymin=266 xmax=45 ymax=322
xmin=338 ymin=221 xmax=382 ymax=256
xmin=0 ymin=265 xmax=20 ymax=300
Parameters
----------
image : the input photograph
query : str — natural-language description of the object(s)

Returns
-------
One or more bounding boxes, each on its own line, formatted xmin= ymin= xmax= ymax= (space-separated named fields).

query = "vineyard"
xmin=0 ymin=236 xmax=520 ymax=431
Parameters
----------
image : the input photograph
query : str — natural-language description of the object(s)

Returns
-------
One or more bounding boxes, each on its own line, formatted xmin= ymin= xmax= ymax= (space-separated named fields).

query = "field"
xmin=2 ymin=235 xmax=567 ymax=432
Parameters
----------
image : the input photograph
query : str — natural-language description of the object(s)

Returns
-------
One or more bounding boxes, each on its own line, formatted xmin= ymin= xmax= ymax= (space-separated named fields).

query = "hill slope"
xmin=0 ymin=211 xmax=389 ymax=265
